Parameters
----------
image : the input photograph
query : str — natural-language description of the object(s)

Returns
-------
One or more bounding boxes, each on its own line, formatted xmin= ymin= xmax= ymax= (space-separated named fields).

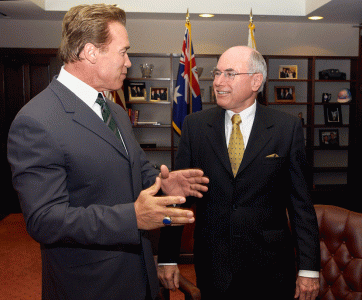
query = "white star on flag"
xmin=173 ymin=85 xmax=182 ymax=104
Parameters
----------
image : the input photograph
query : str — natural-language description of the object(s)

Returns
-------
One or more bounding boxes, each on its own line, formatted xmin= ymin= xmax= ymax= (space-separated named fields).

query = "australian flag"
xmin=172 ymin=20 xmax=202 ymax=135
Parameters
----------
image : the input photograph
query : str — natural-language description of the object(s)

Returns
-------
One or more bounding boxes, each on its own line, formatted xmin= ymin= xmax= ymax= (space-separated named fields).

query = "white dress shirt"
xmin=57 ymin=66 xmax=103 ymax=118
xmin=57 ymin=67 xmax=128 ymax=154
xmin=225 ymin=100 xmax=256 ymax=149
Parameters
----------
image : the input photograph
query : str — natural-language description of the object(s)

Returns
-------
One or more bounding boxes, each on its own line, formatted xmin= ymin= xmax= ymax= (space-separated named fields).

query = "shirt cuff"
xmin=298 ymin=270 xmax=319 ymax=278
xmin=157 ymin=266 xmax=319 ymax=278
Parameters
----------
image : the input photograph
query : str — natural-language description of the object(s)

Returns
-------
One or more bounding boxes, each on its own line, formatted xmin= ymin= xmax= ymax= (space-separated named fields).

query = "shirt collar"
xmin=57 ymin=66 xmax=100 ymax=108
xmin=225 ymin=100 xmax=257 ymax=124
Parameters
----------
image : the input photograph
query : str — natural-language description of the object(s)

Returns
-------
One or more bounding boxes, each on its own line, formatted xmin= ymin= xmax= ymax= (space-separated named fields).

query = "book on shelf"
xmin=127 ymin=109 xmax=161 ymax=126
xmin=137 ymin=121 xmax=161 ymax=126
xmin=128 ymin=108 xmax=139 ymax=125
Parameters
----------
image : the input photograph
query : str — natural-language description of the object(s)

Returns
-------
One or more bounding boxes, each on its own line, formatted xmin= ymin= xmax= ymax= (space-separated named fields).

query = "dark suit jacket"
xmin=159 ymin=103 xmax=320 ymax=295
xmin=8 ymin=78 xmax=160 ymax=300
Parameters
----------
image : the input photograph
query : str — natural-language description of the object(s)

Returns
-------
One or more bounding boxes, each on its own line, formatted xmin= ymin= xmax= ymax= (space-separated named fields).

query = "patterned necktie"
xmin=96 ymin=93 xmax=121 ymax=139
xmin=228 ymin=114 xmax=245 ymax=177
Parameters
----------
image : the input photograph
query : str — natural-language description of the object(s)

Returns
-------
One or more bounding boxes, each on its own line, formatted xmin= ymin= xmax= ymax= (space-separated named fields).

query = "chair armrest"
xmin=178 ymin=274 xmax=201 ymax=300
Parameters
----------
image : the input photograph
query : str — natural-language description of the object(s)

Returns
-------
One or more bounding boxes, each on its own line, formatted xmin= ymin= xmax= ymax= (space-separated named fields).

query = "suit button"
xmin=232 ymin=205 xmax=237 ymax=211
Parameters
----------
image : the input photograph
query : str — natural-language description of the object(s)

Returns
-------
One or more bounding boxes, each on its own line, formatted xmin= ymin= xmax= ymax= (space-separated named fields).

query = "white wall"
xmin=0 ymin=18 xmax=359 ymax=56
xmin=0 ymin=19 xmax=62 ymax=49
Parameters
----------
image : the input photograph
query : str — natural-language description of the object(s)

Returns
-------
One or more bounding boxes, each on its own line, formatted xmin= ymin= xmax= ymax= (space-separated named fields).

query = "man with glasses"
xmin=158 ymin=46 xmax=320 ymax=299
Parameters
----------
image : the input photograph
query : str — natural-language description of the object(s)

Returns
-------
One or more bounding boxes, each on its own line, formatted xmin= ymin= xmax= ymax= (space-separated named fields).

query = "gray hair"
xmin=248 ymin=50 xmax=267 ymax=93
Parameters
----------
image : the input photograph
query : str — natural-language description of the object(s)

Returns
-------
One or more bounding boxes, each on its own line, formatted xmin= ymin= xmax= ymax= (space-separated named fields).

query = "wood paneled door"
xmin=0 ymin=48 xmax=61 ymax=215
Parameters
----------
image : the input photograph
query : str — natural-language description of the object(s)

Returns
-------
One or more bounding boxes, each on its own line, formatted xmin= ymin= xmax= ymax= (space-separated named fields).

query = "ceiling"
xmin=0 ymin=0 xmax=361 ymax=25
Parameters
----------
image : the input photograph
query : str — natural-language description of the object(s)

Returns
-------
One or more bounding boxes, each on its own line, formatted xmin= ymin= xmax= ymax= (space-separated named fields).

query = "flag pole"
xmin=186 ymin=9 xmax=193 ymax=114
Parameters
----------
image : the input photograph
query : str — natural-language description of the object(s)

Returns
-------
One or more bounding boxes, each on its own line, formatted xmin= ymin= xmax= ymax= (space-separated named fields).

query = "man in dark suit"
xmin=158 ymin=46 xmax=320 ymax=299
xmin=7 ymin=4 xmax=208 ymax=300
xmin=285 ymin=88 xmax=293 ymax=100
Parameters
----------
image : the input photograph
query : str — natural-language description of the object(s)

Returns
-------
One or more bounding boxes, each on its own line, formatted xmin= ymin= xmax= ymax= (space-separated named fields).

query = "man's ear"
xmin=82 ymin=43 xmax=98 ymax=64
xmin=251 ymin=73 xmax=263 ymax=92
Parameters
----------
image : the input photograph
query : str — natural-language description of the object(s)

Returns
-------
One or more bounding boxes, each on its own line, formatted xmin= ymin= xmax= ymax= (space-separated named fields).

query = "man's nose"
xmin=125 ymin=53 xmax=132 ymax=68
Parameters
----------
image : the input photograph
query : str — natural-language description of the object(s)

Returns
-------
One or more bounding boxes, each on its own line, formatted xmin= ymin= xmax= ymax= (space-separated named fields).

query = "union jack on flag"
xmin=172 ymin=18 xmax=202 ymax=135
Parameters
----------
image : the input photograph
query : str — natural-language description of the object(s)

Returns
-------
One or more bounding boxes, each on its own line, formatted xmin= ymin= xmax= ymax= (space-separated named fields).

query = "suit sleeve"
xmin=158 ymin=116 xmax=194 ymax=263
xmin=7 ymin=114 xmax=149 ymax=246
xmin=287 ymin=120 xmax=320 ymax=272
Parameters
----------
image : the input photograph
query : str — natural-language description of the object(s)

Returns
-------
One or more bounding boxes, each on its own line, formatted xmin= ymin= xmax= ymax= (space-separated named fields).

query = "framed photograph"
xmin=279 ymin=65 xmax=298 ymax=79
xmin=274 ymin=86 xmax=295 ymax=103
xmin=324 ymin=104 xmax=342 ymax=125
xmin=128 ymin=82 xmax=146 ymax=101
xmin=319 ymin=129 xmax=339 ymax=148
xmin=150 ymin=87 xmax=168 ymax=101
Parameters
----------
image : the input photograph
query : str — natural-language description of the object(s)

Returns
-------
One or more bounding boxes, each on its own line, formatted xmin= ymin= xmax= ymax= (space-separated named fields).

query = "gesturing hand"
xmin=134 ymin=177 xmax=195 ymax=230
xmin=159 ymin=165 xmax=209 ymax=198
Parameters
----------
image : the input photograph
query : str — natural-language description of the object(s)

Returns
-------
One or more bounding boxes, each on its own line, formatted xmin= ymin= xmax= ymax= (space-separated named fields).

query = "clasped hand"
xmin=134 ymin=165 xmax=209 ymax=230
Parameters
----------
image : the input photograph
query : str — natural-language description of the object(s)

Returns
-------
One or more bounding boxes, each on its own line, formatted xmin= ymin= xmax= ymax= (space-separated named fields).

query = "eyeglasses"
xmin=211 ymin=69 xmax=256 ymax=81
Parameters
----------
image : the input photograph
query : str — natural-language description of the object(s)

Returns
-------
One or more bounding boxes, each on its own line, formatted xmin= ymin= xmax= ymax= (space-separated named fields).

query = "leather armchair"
xmin=178 ymin=275 xmax=201 ymax=300
xmin=314 ymin=205 xmax=362 ymax=300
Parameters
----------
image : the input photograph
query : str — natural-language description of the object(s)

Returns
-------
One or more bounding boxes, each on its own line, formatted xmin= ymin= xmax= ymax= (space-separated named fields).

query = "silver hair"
xmin=248 ymin=50 xmax=267 ymax=93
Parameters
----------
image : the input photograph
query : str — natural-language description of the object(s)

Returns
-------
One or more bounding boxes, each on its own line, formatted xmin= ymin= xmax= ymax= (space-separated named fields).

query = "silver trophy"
xmin=140 ymin=63 xmax=154 ymax=78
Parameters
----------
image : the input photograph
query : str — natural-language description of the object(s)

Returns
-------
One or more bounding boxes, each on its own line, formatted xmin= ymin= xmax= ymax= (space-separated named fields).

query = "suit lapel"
xmin=238 ymin=103 xmax=273 ymax=175
xmin=205 ymin=107 xmax=233 ymax=174
xmin=106 ymin=99 xmax=135 ymax=163
xmin=50 ymin=79 xmax=129 ymax=161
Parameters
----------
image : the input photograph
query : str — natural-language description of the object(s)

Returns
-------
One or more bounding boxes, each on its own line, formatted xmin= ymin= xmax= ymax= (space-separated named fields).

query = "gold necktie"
xmin=228 ymin=114 xmax=244 ymax=177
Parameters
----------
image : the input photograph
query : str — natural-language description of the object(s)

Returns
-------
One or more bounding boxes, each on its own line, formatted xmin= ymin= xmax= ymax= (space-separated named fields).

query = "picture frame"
xmin=324 ymin=104 xmax=342 ymax=125
xmin=274 ymin=86 xmax=296 ymax=103
xmin=319 ymin=129 xmax=339 ymax=148
xmin=128 ymin=82 xmax=146 ymax=101
xmin=278 ymin=65 xmax=298 ymax=79
xmin=149 ymin=87 xmax=168 ymax=101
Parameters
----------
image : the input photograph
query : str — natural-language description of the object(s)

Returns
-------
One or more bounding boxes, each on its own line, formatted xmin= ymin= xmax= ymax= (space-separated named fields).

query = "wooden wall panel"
xmin=0 ymin=48 xmax=60 ymax=215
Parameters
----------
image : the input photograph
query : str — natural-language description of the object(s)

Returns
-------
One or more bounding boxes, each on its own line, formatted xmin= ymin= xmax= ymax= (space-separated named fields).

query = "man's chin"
xmin=113 ymin=79 xmax=125 ymax=91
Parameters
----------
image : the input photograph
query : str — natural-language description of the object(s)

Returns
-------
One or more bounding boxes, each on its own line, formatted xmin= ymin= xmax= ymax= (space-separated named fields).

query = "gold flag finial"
xmin=248 ymin=8 xmax=256 ymax=49
xmin=186 ymin=8 xmax=190 ymax=24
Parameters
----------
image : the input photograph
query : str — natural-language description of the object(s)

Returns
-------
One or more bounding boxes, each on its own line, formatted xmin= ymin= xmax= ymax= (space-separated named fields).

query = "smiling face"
xmin=213 ymin=46 xmax=263 ymax=113
xmin=92 ymin=21 xmax=131 ymax=91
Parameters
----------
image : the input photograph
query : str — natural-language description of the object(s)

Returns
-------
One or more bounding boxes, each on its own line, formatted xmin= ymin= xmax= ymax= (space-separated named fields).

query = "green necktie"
xmin=228 ymin=114 xmax=245 ymax=177
xmin=96 ymin=93 xmax=121 ymax=139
